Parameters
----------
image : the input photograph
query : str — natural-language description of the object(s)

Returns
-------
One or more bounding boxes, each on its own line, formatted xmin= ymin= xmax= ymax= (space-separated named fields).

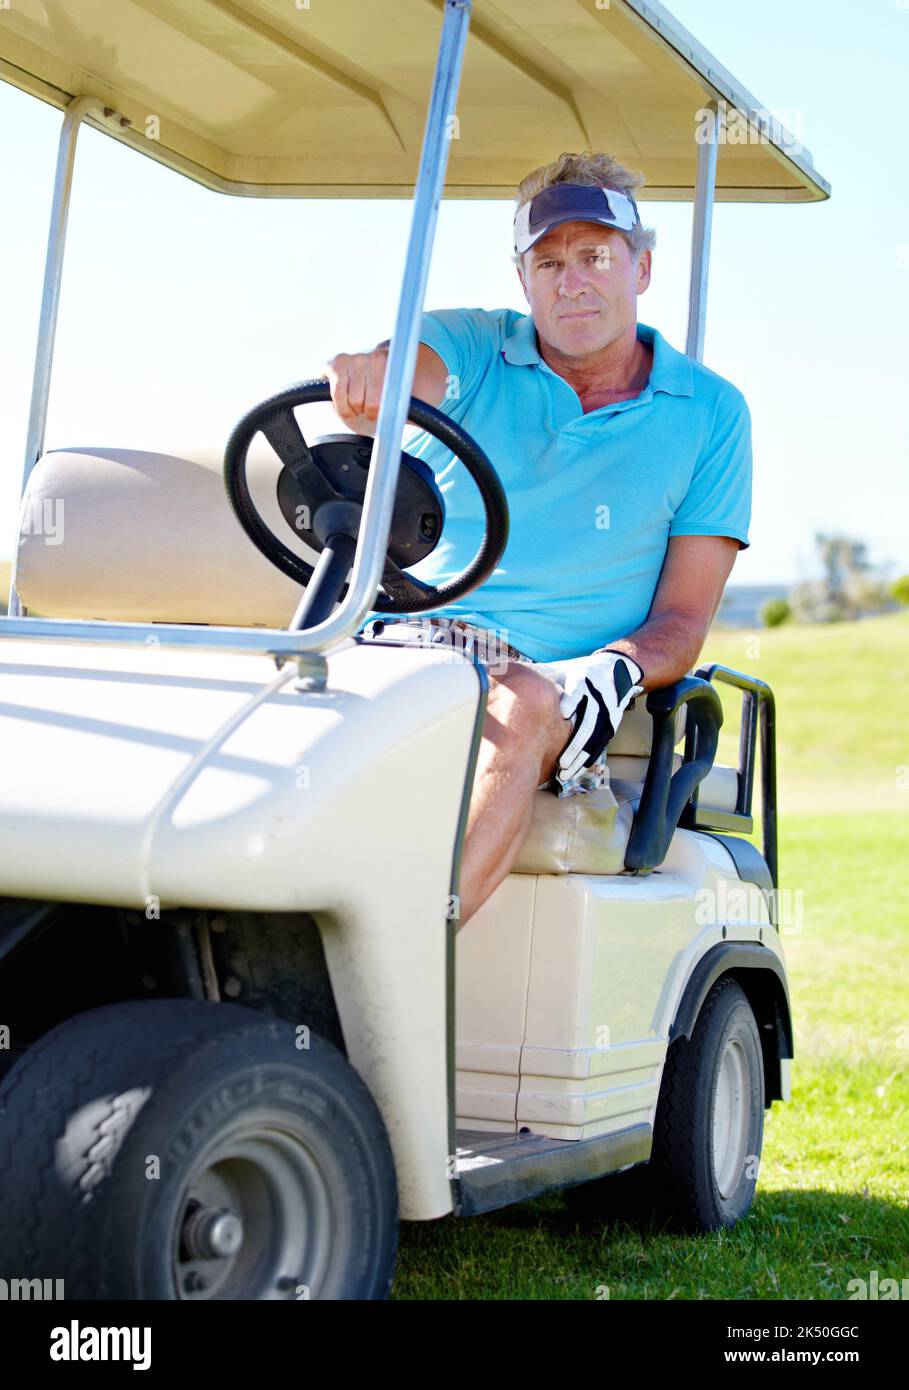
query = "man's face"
xmin=516 ymin=220 xmax=651 ymax=360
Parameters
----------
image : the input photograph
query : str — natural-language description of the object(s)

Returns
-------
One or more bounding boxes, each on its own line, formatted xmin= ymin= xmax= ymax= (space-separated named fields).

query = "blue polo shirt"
xmin=360 ymin=308 xmax=751 ymax=662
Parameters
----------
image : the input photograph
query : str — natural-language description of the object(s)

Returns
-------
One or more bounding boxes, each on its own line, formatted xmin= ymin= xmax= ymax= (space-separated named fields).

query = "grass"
xmin=391 ymin=610 xmax=909 ymax=1299
xmin=704 ymin=608 xmax=909 ymax=813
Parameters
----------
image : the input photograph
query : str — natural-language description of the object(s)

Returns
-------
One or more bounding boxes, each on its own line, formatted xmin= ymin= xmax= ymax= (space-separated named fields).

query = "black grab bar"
xmin=623 ymin=665 xmax=778 ymax=891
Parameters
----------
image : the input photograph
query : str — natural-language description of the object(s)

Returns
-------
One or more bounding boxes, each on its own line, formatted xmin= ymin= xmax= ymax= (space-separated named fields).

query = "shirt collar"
xmin=501 ymin=315 xmax=694 ymax=398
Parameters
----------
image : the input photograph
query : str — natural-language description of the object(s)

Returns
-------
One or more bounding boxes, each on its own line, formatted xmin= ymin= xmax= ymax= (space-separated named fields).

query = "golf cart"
xmin=0 ymin=2 xmax=829 ymax=1300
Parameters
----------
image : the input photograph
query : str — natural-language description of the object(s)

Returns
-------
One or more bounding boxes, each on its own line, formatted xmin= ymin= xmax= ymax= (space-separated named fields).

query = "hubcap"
xmin=182 ymin=1203 xmax=244 ymax=1260
xmin=172 ymin=1118 xmax=335 ymax=1300
xmin=712 ymin=1038 xmax=751 ymax=1199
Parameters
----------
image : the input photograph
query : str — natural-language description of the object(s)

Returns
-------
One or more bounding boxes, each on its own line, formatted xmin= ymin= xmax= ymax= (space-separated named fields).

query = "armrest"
xmin=695 ymin=663 xmax=778 ymax=890
xmin=624 ymin=677 xmax=723 ymax=873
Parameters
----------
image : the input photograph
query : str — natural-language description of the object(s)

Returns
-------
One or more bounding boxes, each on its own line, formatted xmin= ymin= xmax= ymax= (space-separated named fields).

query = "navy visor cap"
xmin=514 ymin=183 xmax=640 ymax=254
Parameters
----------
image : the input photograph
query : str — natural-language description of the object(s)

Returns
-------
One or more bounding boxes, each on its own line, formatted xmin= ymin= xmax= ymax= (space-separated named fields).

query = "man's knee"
xmin=487 ymin=662 xmax=569 ymax=748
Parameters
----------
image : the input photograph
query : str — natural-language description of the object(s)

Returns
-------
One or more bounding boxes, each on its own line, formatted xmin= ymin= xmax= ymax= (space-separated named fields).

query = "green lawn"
xmin=705 ymin=608 xmax=909 ymax=813
xmin=392 ymin=611 xmax=909 ymax=1299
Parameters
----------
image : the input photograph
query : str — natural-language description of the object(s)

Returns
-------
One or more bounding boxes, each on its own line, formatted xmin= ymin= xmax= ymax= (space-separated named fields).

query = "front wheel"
xmin=0 ymin=999 xmax=398 ymax=1299
xmin=566 ymin=977 xmax=765 ymax=1233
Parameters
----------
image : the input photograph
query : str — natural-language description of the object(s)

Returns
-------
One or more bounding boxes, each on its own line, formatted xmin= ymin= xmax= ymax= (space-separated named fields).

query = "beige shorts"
xmin=361 ymin=615 xmax=535 ymax=670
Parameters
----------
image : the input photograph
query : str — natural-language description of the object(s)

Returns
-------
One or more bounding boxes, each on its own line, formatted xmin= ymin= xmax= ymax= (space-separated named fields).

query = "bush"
xmin=761 ymin=596 xmax=792 ymax=628
xmin=891 ymin=574 xmax=909 ymax=607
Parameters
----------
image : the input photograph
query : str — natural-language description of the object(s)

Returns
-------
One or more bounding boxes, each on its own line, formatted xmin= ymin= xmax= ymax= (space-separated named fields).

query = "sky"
xmin=1 ymin=0 xmax=907 ymax=587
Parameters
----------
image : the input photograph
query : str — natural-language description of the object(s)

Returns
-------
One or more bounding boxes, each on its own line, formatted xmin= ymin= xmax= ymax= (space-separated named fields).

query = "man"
xmin=323 ymin=152 xmax=751 ymax=927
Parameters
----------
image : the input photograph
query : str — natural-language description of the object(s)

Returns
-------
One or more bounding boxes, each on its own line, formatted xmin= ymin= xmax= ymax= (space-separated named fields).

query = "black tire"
xmin=0 ymin=999 xmax=398 ymax=1299
xmin=566 ymin=977 xmax=764 ymax=1233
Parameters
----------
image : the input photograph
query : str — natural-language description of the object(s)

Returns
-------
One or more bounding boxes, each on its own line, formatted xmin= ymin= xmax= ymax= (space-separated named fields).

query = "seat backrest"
xmin=16 ymin=445 xmax=311 ymax=627
xmin=606 ymin=692 xmax=686 ymax=756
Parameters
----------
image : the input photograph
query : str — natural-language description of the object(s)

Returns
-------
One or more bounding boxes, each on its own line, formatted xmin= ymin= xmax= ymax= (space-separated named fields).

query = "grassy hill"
xmin=703 ymin=608 xmax=909 ymax=812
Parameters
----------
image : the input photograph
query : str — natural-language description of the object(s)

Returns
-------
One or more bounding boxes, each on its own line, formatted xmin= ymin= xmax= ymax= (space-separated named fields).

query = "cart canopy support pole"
xmin=8 ymin=95 xmax=103 ymax=617
xmin=320 ymin=0 xmax=472 ymax=649
xmin=685 ymin=99 xmax=719 ymax=364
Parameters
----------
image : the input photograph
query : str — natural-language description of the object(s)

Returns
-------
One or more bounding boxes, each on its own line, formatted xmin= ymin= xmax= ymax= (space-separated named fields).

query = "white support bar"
xmin=8 ymin=95 xmax=104 ymax=618
xmin=685 ymin=99 xmax=719 ymax=363
xmin=323 ymin=0 xmax=471 ymax=650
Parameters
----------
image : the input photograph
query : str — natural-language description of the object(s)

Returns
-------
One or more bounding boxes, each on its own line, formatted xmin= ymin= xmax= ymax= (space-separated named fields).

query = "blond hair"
xmin=514 ymin=151 xmax=656 ymax=263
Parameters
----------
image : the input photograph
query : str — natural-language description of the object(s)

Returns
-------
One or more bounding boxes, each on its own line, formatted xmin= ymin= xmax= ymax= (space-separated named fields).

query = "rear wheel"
xmin=566 ymin=977 xmax=764 ymax=1233
xmin=0 ymin=999 xmax=398 ymax=1299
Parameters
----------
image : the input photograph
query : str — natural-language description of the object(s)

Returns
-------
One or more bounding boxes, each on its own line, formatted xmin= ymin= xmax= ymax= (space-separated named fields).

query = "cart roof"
xmin=0 ymin=0 xmax=828 ymax=202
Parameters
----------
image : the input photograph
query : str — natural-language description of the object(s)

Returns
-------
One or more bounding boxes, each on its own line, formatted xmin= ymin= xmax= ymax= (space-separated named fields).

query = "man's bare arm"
xmin=601 ymin=535 xmax=741 ymax=691
xmin=323 ymin=341 xmax=449 ymax=434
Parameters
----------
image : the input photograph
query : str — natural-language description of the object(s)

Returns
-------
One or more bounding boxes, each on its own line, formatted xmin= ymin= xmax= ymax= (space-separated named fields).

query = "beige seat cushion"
xmin=512 ymin=785 xmax=634 ymax=876
xmin=510 ymin=680 xmax=691 ymax=876
xmin=16 ymin=446 xmax=312 ymax=626
xmin=513 ymin=755 xmax=740 ymax=876
xmin=605 ymin=688 xmax=685 ymax=755
xmin=608 ymin=754 xmax=738 ymax=814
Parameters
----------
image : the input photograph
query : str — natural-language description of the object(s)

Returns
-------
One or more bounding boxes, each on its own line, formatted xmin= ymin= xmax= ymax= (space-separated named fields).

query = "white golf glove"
xmin=546 ymin=649 xmax=644 ymax=783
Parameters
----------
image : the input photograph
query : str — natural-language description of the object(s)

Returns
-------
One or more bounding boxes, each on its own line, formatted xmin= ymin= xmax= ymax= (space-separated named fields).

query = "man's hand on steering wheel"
xmin=323 ymin=341 xmax=450 ymax=436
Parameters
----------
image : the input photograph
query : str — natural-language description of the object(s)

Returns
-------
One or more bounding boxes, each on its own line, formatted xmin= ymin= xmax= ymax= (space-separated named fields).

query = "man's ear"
xmin=636 ymin=248 xmax=652 ymax=296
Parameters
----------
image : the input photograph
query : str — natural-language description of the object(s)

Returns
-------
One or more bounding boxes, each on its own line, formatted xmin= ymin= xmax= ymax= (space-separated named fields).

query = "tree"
xmin=791 ymin=534 xmax=892 ymax=623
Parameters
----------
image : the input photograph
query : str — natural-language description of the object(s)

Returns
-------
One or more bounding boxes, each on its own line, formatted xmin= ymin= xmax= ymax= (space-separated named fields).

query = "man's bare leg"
xmin=457 ymin=662 xmax=575 ymax=926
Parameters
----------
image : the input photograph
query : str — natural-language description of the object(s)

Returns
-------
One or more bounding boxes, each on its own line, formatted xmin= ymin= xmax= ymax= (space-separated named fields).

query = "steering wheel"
xmin=223 ymin=379 xmax=509 ymax=616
